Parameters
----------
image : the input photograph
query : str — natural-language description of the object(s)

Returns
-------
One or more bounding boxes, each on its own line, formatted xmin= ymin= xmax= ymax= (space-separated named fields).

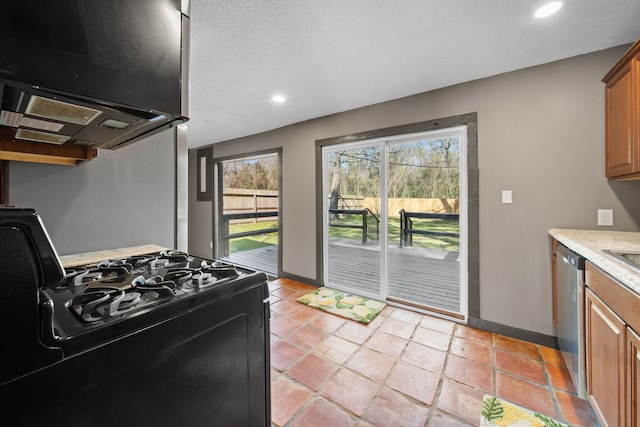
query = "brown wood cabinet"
xmin=585 ymin=261 xmax=640 ymax=427
xmin=603 ymin=39 xmax=640 ymax=180
xmin=585 ymin=287 xmax=626 ymax=426
xmin=628 ymin=327 xmax=640 ymax=427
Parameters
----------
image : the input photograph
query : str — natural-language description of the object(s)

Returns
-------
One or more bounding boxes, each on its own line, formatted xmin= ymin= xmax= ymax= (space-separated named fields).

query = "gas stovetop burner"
xmin=60 ymin=267 xmax=105 ymax=288
xmin=158 ymin=250 xmax=193 ymax=264
xmin=56 ymin=251 xmax=247 ymax=324
xmin=70 ymin=282 xmax=175 ymax=323
xmin=192 ymin=271 xmax=216 ymax=288
xmin=71 ymin=289 xmax=139 ymax=322
xmin=124 ymin=255 xmax=156 ymax=267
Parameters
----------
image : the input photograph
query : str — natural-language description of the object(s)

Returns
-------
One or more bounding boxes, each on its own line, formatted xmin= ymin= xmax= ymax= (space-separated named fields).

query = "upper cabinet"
xmin=603 ymin=39 xmax=640 ymax=180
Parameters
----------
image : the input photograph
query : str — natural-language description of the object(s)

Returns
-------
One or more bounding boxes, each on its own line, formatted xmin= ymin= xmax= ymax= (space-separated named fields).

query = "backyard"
xmin=229 ymin=216 xmax=459 ymax=254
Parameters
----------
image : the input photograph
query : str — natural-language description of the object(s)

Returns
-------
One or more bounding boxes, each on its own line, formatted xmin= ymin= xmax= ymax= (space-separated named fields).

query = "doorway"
xmin=322 ymin=127 xmax=467 ymax=318
xmin=214 ymin=151 xmax=281 ymax=277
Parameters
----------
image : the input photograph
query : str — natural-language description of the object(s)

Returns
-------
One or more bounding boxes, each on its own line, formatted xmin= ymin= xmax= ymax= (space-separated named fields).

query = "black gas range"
xmin=45 ymin=249 xmax=257 ymax=354
xmin=0 ymin=208 xmax=271 ymax=426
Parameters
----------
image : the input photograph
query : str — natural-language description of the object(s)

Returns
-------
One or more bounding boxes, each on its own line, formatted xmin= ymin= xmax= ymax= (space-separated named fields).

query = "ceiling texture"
xmin=188 ymin=0 xmax=640 ymax=148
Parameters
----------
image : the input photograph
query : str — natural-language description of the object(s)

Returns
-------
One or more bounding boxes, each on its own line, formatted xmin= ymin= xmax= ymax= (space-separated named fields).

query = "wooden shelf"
xmin=0 ymin=129 xmax=97 ymax=166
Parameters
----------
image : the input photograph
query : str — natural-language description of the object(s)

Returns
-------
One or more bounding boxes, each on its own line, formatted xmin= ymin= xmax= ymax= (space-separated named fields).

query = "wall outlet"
xmin=209 ymin=241 xmax=214 ymax=249
xmin=597 ymin=209 xmax=613 ymax=226
xmin=501 ymin=190 xmax=512 ymax=204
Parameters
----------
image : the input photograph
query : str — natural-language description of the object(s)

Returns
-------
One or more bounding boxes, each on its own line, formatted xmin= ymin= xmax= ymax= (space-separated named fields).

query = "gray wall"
xmin=189 ymin=45 xmax=640 ymax=336
xmin=188 ymin=148 xmax=214 ymax=259
xmin=9 ymin=130 xmax=176 ymax=256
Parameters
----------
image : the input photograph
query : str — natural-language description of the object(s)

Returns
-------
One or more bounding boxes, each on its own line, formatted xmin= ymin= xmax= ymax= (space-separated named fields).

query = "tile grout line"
xmin=538 ymin=347 xmax=568 ymax=425
xmin=354 ymin=310 xmax=413 ymax=424
xmin=425 ymin=322 xmax=476 ymax=426
xmin=485 ymin=339 xmax=500 ymax=420
xmin=334 ymin=309 xmax=390 ymax=423
xmin=387 ymin=314 xmax=451 ymax=427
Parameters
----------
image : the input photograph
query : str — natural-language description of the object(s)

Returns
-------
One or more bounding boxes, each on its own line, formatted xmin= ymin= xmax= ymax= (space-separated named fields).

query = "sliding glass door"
xmin=323 ymin=128 xmax=467 ymax=317
xmin=324 ymin=144 xmax=383 ymax=298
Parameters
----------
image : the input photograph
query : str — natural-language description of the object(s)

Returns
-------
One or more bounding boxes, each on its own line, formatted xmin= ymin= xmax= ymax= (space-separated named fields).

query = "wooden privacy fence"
xmin=367 ymin=198 xmax=459 ymax=215
xmin=224 ymin=188 xmax=278 ymax=223
xmin=334 ymin=196 xmax=459 ymax=215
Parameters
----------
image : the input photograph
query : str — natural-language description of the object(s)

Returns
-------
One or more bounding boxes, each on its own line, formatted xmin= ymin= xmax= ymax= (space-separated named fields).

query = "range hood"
xmin=0 ymin=0 xmax=189 ymax=154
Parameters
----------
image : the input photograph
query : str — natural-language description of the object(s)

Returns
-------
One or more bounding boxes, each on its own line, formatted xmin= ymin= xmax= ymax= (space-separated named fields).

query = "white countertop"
xmin=59 ymin=244 xmax=168 ymax=268
xmin=549 ymin=229 xmax=640 ymax=293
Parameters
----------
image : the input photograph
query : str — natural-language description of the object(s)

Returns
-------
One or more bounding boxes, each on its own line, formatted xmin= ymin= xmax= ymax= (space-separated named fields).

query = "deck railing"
xmin=399 ymin=209 xmax=459 ymax=247
xmin=329 ymin=208 xmax=380 ymax=243
xmin=219 ymin=211 xmax=278 ymax=257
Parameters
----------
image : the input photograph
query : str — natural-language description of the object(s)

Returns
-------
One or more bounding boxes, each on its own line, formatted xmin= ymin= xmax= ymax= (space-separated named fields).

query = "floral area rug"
xmin=296 ymin=287 xmax=386 ymax=324
xmin=481 ymin=395 xmax=571 ymax=426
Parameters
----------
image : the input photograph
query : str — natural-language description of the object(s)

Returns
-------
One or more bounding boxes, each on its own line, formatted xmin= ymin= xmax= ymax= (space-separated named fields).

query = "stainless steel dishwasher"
xmin=556 ymin=242 xmax=588 ymax=399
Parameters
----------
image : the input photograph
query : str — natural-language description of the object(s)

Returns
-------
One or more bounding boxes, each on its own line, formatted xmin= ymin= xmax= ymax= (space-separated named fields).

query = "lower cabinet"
xmin=585 ymin=287 xmax=625 ymax=426
xmin=628 ymin=327 xmax=640 ymax=427
xmin=585 ymin=262 xmax=640 ymax=427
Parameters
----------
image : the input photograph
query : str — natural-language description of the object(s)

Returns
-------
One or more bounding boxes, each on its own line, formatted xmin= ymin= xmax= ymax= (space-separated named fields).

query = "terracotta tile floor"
xmin=269 ymin=278 xmax=599 ymax=426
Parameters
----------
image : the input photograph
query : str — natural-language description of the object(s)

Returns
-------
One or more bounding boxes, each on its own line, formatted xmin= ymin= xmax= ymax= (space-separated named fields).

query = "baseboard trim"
xmin=277 ymin=271 xmax=321 ymax=287
xmin=467 ymin=317 xmax=558 ymax=348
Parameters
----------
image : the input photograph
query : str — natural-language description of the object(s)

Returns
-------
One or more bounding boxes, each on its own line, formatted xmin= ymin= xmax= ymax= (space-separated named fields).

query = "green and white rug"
xmin=296 ymin=287 xmax=386 ymax=324
xmin=481 ymin=395 xmax=571 ymax=426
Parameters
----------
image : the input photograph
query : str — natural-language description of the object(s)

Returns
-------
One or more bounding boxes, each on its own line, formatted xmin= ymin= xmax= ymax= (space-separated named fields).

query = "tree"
xmin=329 ymin=152 xmax=344 ymax=211
xmin=222 ymin=155 xmax=278 ymax=190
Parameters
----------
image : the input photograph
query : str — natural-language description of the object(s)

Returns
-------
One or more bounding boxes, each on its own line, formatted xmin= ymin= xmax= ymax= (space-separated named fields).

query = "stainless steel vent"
xmin=15 ymin=129 xmax=70 ymax=145
xmin=25 ymin=96 xmax=102 ymax=126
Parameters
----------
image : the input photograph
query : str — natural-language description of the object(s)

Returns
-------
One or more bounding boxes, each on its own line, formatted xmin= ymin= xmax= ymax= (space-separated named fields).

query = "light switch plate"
xmin=597 ymin=209 xmax=613 ymax=226
xmin=501 ymin=190 xmax=512 ymax=204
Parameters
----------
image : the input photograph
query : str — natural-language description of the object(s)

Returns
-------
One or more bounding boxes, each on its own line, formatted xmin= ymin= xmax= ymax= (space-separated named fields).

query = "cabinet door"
xmin=585 ymin=288 xmax=626 ymax=427
xmin=605 ymin=60 xmax=635 ymax=177
xmin=628 ymin=327 xmax=640 ymax=427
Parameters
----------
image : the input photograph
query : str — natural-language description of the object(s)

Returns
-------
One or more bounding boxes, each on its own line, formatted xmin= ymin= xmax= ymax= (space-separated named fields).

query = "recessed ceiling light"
xmin=271 ymin=95 xmax=286 ymax=104
xmin=534 ymin=1 xmax=562 ymax=18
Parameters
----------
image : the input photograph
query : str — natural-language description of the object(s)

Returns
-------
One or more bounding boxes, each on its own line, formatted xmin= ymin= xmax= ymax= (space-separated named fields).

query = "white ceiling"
xmin=187 ymin=0 xmax=640 ymax=148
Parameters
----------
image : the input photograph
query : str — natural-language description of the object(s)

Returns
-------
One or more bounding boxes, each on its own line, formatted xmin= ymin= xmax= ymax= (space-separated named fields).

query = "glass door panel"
xmin=387 ymin=135 xmax=461 ymax=313
xmin=218 ymin=154 xmax=279 ymax=276
xmin=324 ymin=145 xmax=382 ymax=298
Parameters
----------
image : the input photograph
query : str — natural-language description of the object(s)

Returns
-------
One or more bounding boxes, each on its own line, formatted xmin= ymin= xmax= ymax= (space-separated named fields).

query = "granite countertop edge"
xmin=549 ymin=228 xmax=640 ymax=294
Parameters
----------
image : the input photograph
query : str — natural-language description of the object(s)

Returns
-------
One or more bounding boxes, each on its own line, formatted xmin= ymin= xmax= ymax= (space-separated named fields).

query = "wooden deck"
xmin=223 ymin=238 xmax=460 ymax=313
xmin=222 ymin=245 xmax=279 ymax=277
